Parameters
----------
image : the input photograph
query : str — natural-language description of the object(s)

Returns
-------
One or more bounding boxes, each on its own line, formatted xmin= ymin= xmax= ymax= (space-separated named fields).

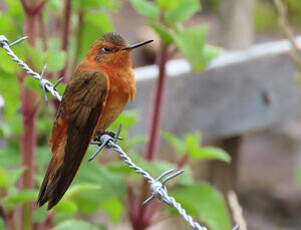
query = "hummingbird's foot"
xmin=89 ymin=125 xmax=123 ymax=162
xmin=94 ymin=131 xmax=123 ymax=142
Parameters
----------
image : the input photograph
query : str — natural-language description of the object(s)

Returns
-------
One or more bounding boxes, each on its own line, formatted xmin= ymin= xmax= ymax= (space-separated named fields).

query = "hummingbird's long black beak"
xmin=123 ymin=40 xmax=153 ymax=51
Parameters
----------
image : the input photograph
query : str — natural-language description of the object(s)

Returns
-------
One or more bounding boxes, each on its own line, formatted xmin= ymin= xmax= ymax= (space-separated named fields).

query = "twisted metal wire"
xmin=0 ymin=35 xmax=62 ymax=102
xmin=92 ymin=134 xmax=238 ymax=230
xmin=0 ymin=35 xmax=239 ymax=230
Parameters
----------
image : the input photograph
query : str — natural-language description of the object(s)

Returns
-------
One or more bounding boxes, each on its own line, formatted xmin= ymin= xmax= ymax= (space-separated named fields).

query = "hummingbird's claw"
xmin=94 ymin=130 xmax=123 ymax=142
xmin=89 ymin=124 xmax=123 ymax=161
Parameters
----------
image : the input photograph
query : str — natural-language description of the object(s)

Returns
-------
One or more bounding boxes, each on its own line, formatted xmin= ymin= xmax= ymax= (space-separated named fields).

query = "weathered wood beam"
xmin=129 ymin=37 xmax=301 ymax=140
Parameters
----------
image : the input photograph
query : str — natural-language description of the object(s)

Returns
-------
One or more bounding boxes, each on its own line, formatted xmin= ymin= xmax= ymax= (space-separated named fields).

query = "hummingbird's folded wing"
xmin=37 ymin=69 xmax=109 ymax=210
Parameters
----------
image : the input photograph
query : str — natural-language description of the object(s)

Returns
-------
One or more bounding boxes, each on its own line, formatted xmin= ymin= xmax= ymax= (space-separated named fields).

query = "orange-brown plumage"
xmin=37 ymin=32 xmax=152 ymax=209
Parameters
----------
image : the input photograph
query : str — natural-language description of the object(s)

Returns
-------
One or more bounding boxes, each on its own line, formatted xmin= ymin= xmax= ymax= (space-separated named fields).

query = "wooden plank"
xmin=129 ymin=37 xmax=301 ymax=140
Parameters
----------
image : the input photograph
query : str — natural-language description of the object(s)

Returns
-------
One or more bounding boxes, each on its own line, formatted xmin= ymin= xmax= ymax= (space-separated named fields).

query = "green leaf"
xmin=203 ymin=45 xmax=223 ymax=64
xmin=86 ymin=14 xmax=114 ymax=34
xmin=53 ymin=220 xmax=101 ymax=230
xmin=100 ymin=198 xmax=124 ymax=224
xmin=80 ymin=14 xmax=115 ymax=59
xmin=0 ymin=72 xmax=20 ymax=119
xmin=1 ymin=189 xmax=38 ymax=207
xmin=72 ymin=161 xmax=126 ymax=213
xmin=195 ymin=147 xmax=231 ymax=163
xmin=0 ymin=167 xmax=24 ymax=189
xmin=162 ymin=132 xmax=185 ymax=155
xmin=130 ymin=0 xmax=159 ymax=20
xmin=170 ymin=183 xmax=231 ymax=230
xmin=0 ymin=13 xmax=12 ymax=35
xmin=43 ymin=50 xmax=67 ymax=72
xmin=149 ymin=22 xmax=173 ymax=45
xmin=23 ymin=43 xmax=44 ymax=71
xmin=54 ymin=200 xmax=78 ymax=214
xmin=185 ymin=132 xmax=202 ymax=156
xmin=166 ymin=0 xmax=200 ymax=25
xmin=0 ymin=218 xmax=5 ymax=230
xmin=110 ymin=110 xmax=139 ymax=131
xmin=123 ymin=135 xmax=147 ymax=150
xmin=63 ymin=183 xmax=101 ymax=200
xmin=33 ymin=206 xmax=47 ymax=223
xmin=173 ymin=26 xmax=208 ymax=71
xmin=0 ymin=145 xmax=21 ymax=168
xmin=157 ymin=0 xmax=178 ymax=10
xmin=23 ymin=77 xmax=41 ymax=93
xmin=0 ymin=48 xmax=17 ymax=73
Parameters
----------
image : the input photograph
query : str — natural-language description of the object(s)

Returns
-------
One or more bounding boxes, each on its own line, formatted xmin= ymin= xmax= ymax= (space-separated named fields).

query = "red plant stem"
xmin=177 ymin=154 xmax=189 ymax=169
xmin=145 ymin=45 xmax=169 ymax=160
xmin=38 ymin=12 xmax=47 ymax=50
xmin=20 ymin=1 xmax=43 ymax=229
xmin=60 ymin=0 xmax=72 ymax=81
xmin=20 ymin=87 xmax=39 ymax=230
xmin=127 ymin=185 xmax=139 ymax=226
xmin=43 ymin=212 xmax=55 ymax=230
xmin=61 ymin=0 xmax=72 ymax=51
xmin=20 ymin=86 xmax=40 ymax=225
xmin=72 ymin=9 xmax=84 ymax=70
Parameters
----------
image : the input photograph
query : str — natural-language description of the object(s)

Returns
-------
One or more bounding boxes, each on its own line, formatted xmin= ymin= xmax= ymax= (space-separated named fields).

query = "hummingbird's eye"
xmin=103 ymin=47 xmax=112 ymax=53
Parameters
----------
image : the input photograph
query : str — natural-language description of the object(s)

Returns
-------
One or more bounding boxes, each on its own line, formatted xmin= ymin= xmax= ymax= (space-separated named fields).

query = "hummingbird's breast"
xmin=95 ymin=67 xmax=136 ymax=132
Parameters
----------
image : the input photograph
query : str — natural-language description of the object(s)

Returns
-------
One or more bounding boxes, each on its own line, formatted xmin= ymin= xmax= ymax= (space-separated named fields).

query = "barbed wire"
xmin=0 ymin=35 xmax=239 ymax=230
xmin=0 ymin=35 xmax=62 ymax=103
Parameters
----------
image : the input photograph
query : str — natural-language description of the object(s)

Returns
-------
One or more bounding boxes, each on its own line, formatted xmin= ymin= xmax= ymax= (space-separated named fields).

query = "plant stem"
xmin=72 ymin=9 xmax=84 ymax=70
xmin=20 ymin=1 xmax=43 ymax=229
xmin=60 ymin=0 xmax=72 ymax=81
xmin=38 ymin=12 xmax=47 ymax=50
xmin=20 ymin=87 xmax=40 ymax=230
xmin=145 ymin=45 xmax=169 ymax=160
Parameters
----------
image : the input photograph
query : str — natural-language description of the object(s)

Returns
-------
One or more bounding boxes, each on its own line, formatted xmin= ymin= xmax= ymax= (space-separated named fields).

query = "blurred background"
xmin=0 ymin=0 xmax=301 ymax=230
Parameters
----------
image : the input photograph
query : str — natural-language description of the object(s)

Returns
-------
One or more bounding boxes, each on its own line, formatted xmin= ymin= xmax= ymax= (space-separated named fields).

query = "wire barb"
xmin=39 ymin=64 xmax=49 ymax=104
xmin=53 ymin=76 xmax=64 ymax=91
xmin=0 ymin=35 xmax=62 ymax=102
xmin=9 ymin=36 xmax=28 ymax=47
xmin=143 ymin=168 xmax=184 ymax=206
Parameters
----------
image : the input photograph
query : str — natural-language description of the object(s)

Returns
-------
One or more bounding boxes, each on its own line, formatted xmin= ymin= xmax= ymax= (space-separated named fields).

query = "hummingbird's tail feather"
xmin=37 ymin=124 xmax=95 ymax=210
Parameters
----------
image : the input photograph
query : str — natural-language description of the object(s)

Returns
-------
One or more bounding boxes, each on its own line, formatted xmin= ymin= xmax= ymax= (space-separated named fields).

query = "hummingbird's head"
xmin=86 ymin=32 xmax=153 ymax=69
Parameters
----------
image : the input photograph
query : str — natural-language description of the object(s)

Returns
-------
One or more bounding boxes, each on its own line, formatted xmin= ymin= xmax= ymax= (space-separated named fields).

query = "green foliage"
xmin=163 ymin=132 xmax=231 ymax=163
xmin=0 ymin=143 xmax=21 ymax=168
xmin=99 ymin=198 xmax=124 ymax=224
xmin=165 ymin=0 xmax=201 ymax=25
xmin=173 ymin=26 xmax=219 ymax=71
xmin=0 ymin=72 xmax=19 ymax=120
xmin=53 ymin=220 xmax=106 ymax=230
xmin=130 ymin=0 xmax=159 ymax=20
xmin=171 ymin=183 xmax=231 ymax=230
xmin=0 ymin=167 xmax=24 ymax=189
xmin=254 ymin=0 xmax=277 ymax=33
xmin=130 ymin=0 xmax=221 ymax=71
xmin=254 ymin=0 xmax=301 ymax=33
xmin=33 ymin=206 xmax=48 ymax=223
xmin=1 ymin=189 xmax=38 ymax=211
xmin=149 ymin=22 xmax=173 ymax=45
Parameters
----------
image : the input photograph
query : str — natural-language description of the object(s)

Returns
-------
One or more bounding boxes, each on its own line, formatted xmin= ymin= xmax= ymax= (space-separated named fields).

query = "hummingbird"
xmin=37 ymin=32 xmax=153 ymax=210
